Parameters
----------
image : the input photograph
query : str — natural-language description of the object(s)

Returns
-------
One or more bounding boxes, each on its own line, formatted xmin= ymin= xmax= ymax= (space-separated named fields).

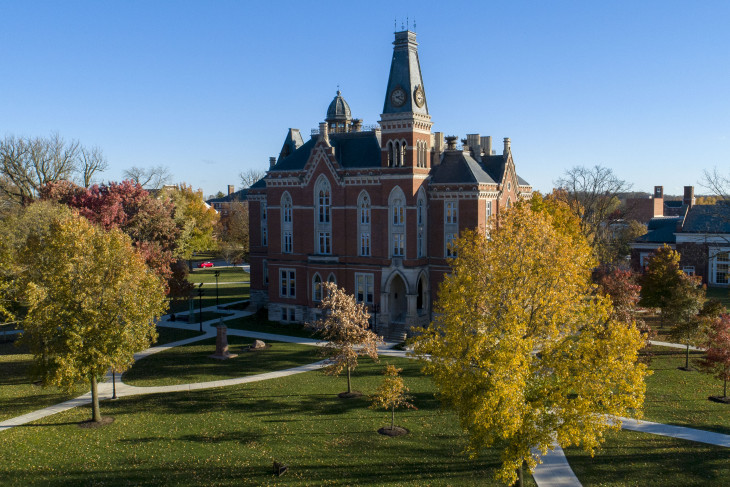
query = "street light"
xmin=371 ymin=303 xmax=380 ymax=332
xmin=214 ymin=270 xmax=220 ymax=308
xmin=111 ymin=368 xmax=117 ymax=399
xmin=197 ymin=283 xmax=204 ymax=332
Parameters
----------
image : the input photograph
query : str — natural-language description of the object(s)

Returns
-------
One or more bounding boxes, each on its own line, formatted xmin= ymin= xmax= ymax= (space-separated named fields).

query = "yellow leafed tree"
xmin=413 ymin=201 xmax=647 ymax=485
xmin=12 ymin=202 xmax=167 ymax=423
xmin=370 ymin=364 xmax=416 ymax=434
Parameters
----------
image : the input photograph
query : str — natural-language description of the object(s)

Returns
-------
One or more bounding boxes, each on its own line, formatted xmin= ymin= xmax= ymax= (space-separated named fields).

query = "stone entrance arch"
xmin=388 ymin=274 xmax=408 ymax=323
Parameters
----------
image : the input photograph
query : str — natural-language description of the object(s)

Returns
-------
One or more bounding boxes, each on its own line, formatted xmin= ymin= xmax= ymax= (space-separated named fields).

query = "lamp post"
xmin=111 ymin=368 xmax=117 ymax=399
xmin=371 ymin=303 xmax=380 ymax=332
xmin=197 ymin=283 xmax=204 ymax=332
xmin=214 ymin=270 xmax=220 ymax=308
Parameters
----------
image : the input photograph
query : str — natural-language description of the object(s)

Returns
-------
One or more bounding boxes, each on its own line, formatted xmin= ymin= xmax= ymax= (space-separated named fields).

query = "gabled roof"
xmin=271 ymin=131 xmax=382 ymax=172
xmin=430 ymin=151 xmax=496 ymax=185
xmin=682 ymin=203 xmax=730 ymax=233
xmin=270 ymin=136 xmax=317 ymax=172
xmin=250 ymin=177 xmax=266 ymax=189
xmin=278 ymin=129 xmax=304 ymax=161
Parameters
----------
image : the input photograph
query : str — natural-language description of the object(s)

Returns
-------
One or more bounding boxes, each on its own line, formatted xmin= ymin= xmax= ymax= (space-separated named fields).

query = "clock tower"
xmin=380 ymin=30 xmax=433 ymax=169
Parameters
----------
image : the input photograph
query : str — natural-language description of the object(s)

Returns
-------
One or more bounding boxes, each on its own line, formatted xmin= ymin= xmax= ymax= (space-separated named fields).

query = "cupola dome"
xmin=326 ymin=90 xmax=352 ymax=122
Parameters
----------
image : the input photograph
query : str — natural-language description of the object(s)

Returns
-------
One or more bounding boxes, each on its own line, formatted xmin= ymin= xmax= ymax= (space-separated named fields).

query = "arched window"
xmin=328 ymin=273 xmax=336 ymax=284
xmin=358 ymin=191 xmax=371 ymax=257
xmin=417 ymin=188 xmax=427 ymax=258
xmin=282 ymin=193 xmax=292 ymax=223
xmin=387 ymin=141 xmax=393 ymax=167
xmin=314 ymin=177 xmax=333 ymax=255
xmin=318 ymin=188 xmax=330 ymax=223
xmin=280 ymin=192 xmax=293 ymax=254
xmin=312 ymin=274 xmax=322 ymax=302
xmin=506 ymin=197 xmax=511 ymax=209
xmin=393 ymin=141 xmax=400 ymax=167
xmin=389 ymin=187 xmax=406 ymax=257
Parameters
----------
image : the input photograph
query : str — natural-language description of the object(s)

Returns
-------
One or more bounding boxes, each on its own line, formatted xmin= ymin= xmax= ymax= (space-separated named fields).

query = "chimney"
xmin=503 ymin=137 xmax=511 ymax=155
xmin=227 ymin=185 xmax=235 ymax=195
xmin=445 ymin=135 xmax=458 ymax=150
xmin=269 ymin=157 xmax=276 ymax=169
xmin=352 ymin=119 xmax=362 ymax=132
xmin=480 ymin=136 xmax=492 ymax=156
xmin=318 ymin=122 xmax=329 ymax=143
xmin=683 ymin=186 xmax=695 ymax=209
xmin=467 ymin=134 xmax=480 ymax=152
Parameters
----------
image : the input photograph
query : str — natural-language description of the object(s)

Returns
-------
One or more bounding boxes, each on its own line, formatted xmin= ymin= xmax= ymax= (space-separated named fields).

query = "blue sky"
xmin=2 ymin=0 xmax=729 ymax=197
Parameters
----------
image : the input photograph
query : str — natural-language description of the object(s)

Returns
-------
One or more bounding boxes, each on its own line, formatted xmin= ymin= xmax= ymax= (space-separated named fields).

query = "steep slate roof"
xmin=636 ymin=216 xmax=682 ymax=244
xmin=329 ymin=132 xmax=381 ymax=168
xmin=270 ymin=136 xmax=317 ymax=172
xmin=682 ymin=203 xmax=730 ymax=233
xmin=481 ymin=154 xmax=506 ymax=183
xmin=431 ymin=151 xmax=496 ymax=184
xmin=250 ymin=177 xmax=266 ymax=189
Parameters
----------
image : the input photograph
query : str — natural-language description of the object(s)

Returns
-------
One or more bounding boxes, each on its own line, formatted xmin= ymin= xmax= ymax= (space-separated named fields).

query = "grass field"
xmin=123 ymin=337 xmax=321 ymax=387
xmin=0 ymin=357 xmax=538 ymax=486
xmin=641 ymin=346 xmax=730 ymax=434
xmin=0 ymin=328 xmax=203 ymax=423
xmin=169 ymin=267 xmax=250 ymax=313
xmin=225 ymin=309 xmax=319 ymax=339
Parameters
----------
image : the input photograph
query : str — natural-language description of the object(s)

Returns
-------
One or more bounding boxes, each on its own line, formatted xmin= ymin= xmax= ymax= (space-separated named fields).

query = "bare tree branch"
xmin=0 ymin=133 xmax=103 ymax=205
xmin=239 ymin=168 xmax=266 ymax=189
xmin=701 ymin=167 xmax=730 ymax=201
xmin=122 ymin=165 xmax=173 ymax=189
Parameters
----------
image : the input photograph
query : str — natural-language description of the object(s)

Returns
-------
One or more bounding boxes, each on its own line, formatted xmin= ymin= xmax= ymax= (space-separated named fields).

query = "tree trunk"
xmin=90 ymin=374 xmax=101 ymax=422
xmin=346 ymin=366 xmax=352 ymax=394
xmin=512 ymin=463 xmax=524 ymax=487
xmin=724 ymin=376 xmax=727 ymax=398
xmin=685 ymin=342 xmax=690 ymax=369
xmin=391 ymin=405 xmax=395 ymax=430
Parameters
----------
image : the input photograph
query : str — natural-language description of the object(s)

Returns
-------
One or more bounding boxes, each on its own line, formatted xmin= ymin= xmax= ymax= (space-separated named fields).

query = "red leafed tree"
xmin=41 ymin=180 xmax=180 ymax=291
xmin=698 ymin=314 xmax=730 ymax=400
xmin=594 ymin=266 xmax=653 ymax=345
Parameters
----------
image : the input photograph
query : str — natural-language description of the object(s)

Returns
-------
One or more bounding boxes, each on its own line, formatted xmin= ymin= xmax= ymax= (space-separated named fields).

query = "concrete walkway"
xmin=3 ymin=304 xmax=729 ymax=487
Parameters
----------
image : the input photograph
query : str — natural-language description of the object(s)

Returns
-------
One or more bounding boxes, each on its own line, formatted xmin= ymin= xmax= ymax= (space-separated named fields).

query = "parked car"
xmin=198 ymin=261 xmax=214 ymax=268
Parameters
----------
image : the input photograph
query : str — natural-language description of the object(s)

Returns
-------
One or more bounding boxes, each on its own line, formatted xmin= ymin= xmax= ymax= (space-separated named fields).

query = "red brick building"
xmin=247 ymin=30 xmax=532 ymax=339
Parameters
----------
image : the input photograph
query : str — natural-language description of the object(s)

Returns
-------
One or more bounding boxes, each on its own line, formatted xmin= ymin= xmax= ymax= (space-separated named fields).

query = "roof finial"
xmin=414 ymin=17 xmax=416 ymax=31
xmin=401 ymin=19 xmax=404 ymax=30
xmin=394 ymin=18 xmax=396 ymax=32
xmin=337 ymin=84 xmax=340 ymax=96
xmin=407 ymin=16 xmax=409 ymax=30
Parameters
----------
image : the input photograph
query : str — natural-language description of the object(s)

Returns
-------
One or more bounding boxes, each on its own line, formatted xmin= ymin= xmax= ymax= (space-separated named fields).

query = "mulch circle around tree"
xmin=78 ymin=417 xmax=115 ymax=429
xmin=378 ymin=426 xmax=409 ymax=437
xmin=338 ymin=391 xmax=363 ymax=399
xmin=708 ymin=396 xmax=730 ymax=404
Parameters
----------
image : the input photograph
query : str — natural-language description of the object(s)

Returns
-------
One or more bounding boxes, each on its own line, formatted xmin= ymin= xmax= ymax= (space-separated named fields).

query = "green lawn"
xmin=706 ymin=287 xmax=730 ymax=308
xmin=565 ymin=429 xmax=729 ymax=486
xmin=169 ymin=268 xmax=250 ymax=313
xmin=0 ymin=340 xmax=79 ymax=422
xmin=225 ymin=309 xmax=320 ymax=339
xmin=641 ymin=346 xmax=730 ymax=434
xmin=123 ymin=337 xmax=321 ymax=387
xmin=0 ymin=327 xmax=202 ymax=423
xmin=0 ymin=357 xmax=537 ymax=486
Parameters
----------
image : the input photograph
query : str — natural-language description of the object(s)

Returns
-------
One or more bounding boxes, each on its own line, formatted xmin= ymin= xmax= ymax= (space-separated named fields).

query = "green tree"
xmin=309 ymin=282 xmax=381 ymax=397
xmin=640 ymin=245 xmax=689 ymax=327
xmin=9 ymin=202 xmax=166 ymax=422
xmin=216 ymin=200 xmax=249 ymax=264
xmin=370 ymin=364 xmax=416 ymax=434
xmin=167 ymin=184 xmax=219 ymax=259
xmin=667 ymin=279 xmax=708 ymax=370
xmin=413 ymin=204 xmax=647 ymax=486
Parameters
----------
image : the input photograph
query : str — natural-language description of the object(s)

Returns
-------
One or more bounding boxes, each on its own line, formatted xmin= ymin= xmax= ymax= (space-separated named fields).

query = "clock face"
xmin=414 ymin=85 xmax=425 ymax=107
xmin=391 ymin=87 xmax=406 ymax=107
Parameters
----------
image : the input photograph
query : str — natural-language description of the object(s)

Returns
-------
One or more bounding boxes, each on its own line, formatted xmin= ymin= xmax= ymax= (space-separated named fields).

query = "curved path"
xmin=2 ymin=303 xmax=729 ymax=487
